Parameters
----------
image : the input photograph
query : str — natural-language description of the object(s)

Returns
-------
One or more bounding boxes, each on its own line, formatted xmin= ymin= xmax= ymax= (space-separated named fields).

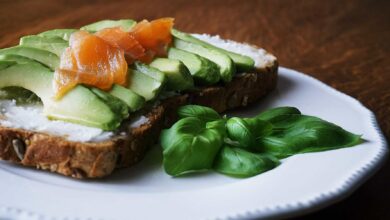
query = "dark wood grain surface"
xmin=0 ymin=0 xmax=388 ymax=219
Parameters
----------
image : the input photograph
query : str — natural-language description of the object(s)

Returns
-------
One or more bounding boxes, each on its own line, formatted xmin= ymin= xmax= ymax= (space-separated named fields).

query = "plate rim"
xmin=0 ymin=67 xmax=388 ymax=220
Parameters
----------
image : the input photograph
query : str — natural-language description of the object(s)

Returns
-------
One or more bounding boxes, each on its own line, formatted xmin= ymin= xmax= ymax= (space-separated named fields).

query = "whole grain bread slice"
xmin=0 ymin=54 xmax=278 ymax=179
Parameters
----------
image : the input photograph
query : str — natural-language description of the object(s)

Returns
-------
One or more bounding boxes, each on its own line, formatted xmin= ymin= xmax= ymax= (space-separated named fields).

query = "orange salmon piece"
xmin=96 ymin=27 xmax=146 ymax=66
xmin=131 ymin=18 xmax=174 ymax=59
xmin=54 ymin=31 xmax=128 ymax=99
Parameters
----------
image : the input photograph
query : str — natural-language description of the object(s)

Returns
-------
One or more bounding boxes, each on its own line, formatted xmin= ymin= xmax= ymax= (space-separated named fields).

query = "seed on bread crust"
xmin=12 ymin=139 xmax=25 ymax=161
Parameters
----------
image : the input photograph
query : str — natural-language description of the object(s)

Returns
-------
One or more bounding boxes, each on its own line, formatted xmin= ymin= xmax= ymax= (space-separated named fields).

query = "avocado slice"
xmin=90 ymin=88 xmax=129 ymax=119
xmin=81 ymin=19 xmax=136 ymax=32
xmin=167 ymin=47 xmax=220 ymax=85
xmin=0 ymin=61 xmax=122 ymax=130
xmin=173 ymin=37 xmax=235 ymax=83
xmin=0 ymin=60 xmax=16 ymax=70
xmin=38 ymin=29 xmax=77 ymax=41
xmin=0 ymin=86 xmax=41 ymax=104
xmin=0 ymin=54 xmax=34 ymax=64
xmin=134 ymin=61 xmax=166 ymax=82
xmin=0 ymin=57 xmax=41 ymax=104
xmin=108 ymin=85 xmax=145 ymax=112
xmin=0 ymin=46 xmax=59 ymax=70
xmin=149 ymin=58 xmax=194 ymax=91
xmin=0 ymin=57 xmax=42 ymax=104
xmin=20 ymin=35 xmax=68 ymax=57
xmin=130 ymin=62 xmax=167 ymax=100
xmin=172 ymin=29 xmax=254 ymax=72
xmin=127 ymin=69 xmax=165 ymax=101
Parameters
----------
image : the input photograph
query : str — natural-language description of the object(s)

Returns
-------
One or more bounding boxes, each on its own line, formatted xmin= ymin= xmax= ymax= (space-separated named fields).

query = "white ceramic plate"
xmin=0 ymin=67 xmax=387 ymax=220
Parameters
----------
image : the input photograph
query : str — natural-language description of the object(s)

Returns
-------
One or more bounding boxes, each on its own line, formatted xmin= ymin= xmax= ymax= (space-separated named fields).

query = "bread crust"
xmin=0 ymin=60 xmax=278 ymax=178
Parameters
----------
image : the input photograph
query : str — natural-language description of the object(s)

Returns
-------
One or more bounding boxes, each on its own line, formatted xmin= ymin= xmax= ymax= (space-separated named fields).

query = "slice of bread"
xmin=0 ymin=48 xmax=278 ymax=179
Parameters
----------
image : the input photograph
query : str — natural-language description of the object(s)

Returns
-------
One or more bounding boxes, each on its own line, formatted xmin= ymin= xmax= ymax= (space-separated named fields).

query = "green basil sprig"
xmin=160 ymin=105 xmax=363 ymax=178
xmin=256 ymin=108 xmax=363 ymax=158
xmin=160 ymin=117 xmax=224 ymax=176
xmin=226 ymin=117 xmax=272 ymax=149
xmin=214 ymin=145 xmax=280 ymax=178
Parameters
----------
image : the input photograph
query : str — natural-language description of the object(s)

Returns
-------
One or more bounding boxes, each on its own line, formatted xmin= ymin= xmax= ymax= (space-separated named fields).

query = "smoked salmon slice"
xmin=96 ymin=27 xmax=145 ymax=63
xmin=131 ymin=18 xmax=174 ymax=61
xmin=54 ymin=30 xmax=127 ymax=99
xmin=53 ymin=18 xmax=174 ymax=99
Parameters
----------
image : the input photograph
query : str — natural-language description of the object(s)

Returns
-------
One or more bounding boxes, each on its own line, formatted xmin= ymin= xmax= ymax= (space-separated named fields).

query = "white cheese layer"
xmin=192 ymin=34 xmax=276 ymax=68
xmin=0 ymin=34 xmax=274 ymax=142
xmin=0 ymin=100 xmax=113 ymax=142
xmin=0 ymin=100 xmax=150 ymax=142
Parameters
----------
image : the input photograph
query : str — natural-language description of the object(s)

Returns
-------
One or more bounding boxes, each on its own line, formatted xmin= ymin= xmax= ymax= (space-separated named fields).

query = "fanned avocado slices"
xmin=20 ymin=35 xmax=68 ymax=57
xmin=0 ymin=46 xmax=59 ymax=70
xmin=0 ymin=60 xmax=124 ymax=130
xmin=149 ymin=58 xmax=194 ymax=91
xmin=173 ymin=37 xmax=235 ymax=83
xmin=167 ymin=47 xmax=220 ymax=85
xmin=129 ymin=63 xmax=167 ymax=101
xmin=172 ymin=29 xmax=255 ymax=72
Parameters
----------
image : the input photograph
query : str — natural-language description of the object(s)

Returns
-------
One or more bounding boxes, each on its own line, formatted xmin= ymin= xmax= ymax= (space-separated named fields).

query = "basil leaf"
xmin=206 ymin=119 xmax=227 ymax=137
xmin=160 ymin=117 xmax=224 ymax=176
xmin=257 ymin=106 xmax=301 ymax=121
xmin=258 ymin=114 xmax=363 ymax=158
xmin=177 ymin=105 xmax=221 ymax=122
xmin=214 ymin=145 xmax=280 ymax=178
xmin=226 ymin=117 xmax=272 ymax=149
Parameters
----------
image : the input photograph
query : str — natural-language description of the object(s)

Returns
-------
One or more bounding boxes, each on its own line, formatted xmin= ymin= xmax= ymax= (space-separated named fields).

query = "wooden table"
xmin=0 ymin=0 xmax=388 ymax=219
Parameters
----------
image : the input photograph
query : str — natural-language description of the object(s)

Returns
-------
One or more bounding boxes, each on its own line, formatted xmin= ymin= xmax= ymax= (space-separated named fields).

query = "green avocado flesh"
xmin=0 ymin=46 xmax=59 ymax=70
xmin=149 ymin=58 xmax=194 ymax=91
xmin=0 ymin=61 xmax=123 ymax=130
xmin=0 ymin=60 xmax=16 ymax=70
xmin=108 ymin=84 xmax=145 ymax=112
xmin=81 ymin=19 xmax=136 ymax=32
xmin=39 ymin=29 xmax=77 ymax=41
xmin=172 ymin=29 xmax=254 ymax=72
xmin=127 ymin=68 xmax=166 ymax=101
xmin=173 ymin=37 xmax=235 ymax=83
xmin=134 ymin=61 xmax=166 ymax=82
xmin=167 ymin=47 xmax=220 ymax=85
xmin=128 ymin=62 xmax=167 ymax=101
xmin=20 ymin=35 xmax=68 ymax=57
xmin=90 ymin=88 xmax=129 ymax=119
xmin=0 ymin=54 xmax=35 ymax=64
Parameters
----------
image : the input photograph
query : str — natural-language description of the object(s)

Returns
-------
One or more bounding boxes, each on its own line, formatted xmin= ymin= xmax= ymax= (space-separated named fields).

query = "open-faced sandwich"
xmin=0 ymin=18 xmax=279 ymax=178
